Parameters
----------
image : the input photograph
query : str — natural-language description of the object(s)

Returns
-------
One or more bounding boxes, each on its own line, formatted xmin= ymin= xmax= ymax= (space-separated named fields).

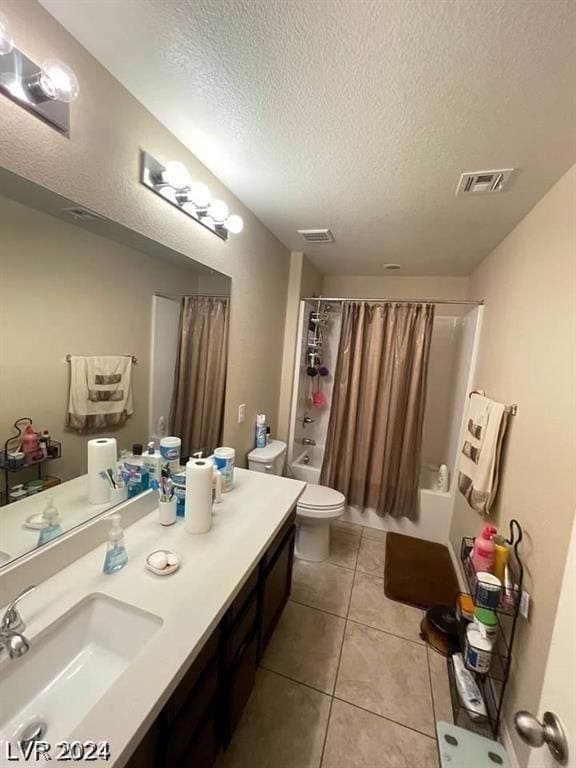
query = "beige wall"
xmin=450 ymin=165 xmax=576 ymax=766
xmin=0 ymin=0 xmax=291 ymax=465
xmin=277 ymin=253 xmax=323 ymax=442
xmin=321 ymin=275 xmax=469 ymax=303
xmin=0 ymin=195 xmax=213 ymax=488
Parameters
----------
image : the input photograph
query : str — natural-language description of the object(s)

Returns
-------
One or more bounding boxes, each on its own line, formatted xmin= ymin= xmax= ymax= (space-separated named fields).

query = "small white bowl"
xmin=145 ymin=549 xmax=181 ymax=576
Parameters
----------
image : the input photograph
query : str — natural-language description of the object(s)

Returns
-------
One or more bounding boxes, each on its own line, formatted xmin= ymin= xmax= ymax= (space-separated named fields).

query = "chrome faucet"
xmin=302 ymin=438 xmax=316 ymax=446
xmin=0 ymin=585 xmax=35 ymax=659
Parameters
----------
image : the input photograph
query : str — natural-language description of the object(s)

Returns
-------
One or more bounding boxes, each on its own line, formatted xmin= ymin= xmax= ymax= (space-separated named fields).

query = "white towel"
xmin=458 ymin=392 xmax=509 ymax=514
xmin=67 ymin=356 xmax=134 ymax=431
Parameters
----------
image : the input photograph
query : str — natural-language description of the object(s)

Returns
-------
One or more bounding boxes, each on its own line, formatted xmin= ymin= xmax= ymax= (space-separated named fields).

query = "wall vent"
xmin=297 ymin=228 xmax=335 ymax=243
xmin=456 ymin=169 xmax=514 ymax=196
xmin=61 ymin=206 xmax=105 ymax=222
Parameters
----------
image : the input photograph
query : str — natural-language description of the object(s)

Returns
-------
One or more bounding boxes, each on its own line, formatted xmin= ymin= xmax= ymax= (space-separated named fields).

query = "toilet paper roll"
xmin=87 ymin=437 xmax=117 ymax=504
xmin=185 ymin=458 xmax=214 ymax=534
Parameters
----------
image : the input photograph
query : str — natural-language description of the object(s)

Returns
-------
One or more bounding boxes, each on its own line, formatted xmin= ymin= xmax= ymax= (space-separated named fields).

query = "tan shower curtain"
xmin=170 ymin=296 xmax=229 ymax=457
xmin=320 ymin=301 xmax=434 ymax=519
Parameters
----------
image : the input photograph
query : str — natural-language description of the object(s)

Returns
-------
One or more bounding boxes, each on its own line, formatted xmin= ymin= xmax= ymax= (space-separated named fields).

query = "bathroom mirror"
xmin=0 ymin=168 xmax=231 ymax=568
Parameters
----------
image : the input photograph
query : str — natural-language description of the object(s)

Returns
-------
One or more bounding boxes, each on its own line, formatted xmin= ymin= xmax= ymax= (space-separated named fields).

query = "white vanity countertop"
xmin=0 ymin=469 xmax=305 ymax=767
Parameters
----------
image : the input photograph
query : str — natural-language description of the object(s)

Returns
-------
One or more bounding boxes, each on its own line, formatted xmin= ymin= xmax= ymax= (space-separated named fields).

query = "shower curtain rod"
xmin=302 ymin=297 xmax=484 ymax=306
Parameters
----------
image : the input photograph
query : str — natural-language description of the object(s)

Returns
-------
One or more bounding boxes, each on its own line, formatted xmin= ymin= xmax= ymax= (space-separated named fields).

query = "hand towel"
xmin=67 ymin=355 xmax=134 ymax=431
xmin=458 ymin=392 xmax=509 ymax=514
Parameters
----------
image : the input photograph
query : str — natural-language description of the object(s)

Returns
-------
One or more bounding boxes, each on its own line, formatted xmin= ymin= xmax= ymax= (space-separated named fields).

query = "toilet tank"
xmin=247 ymin=439 xmax=287 ymax=475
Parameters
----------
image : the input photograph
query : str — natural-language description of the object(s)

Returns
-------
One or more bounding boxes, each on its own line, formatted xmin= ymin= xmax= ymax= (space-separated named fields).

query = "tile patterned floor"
xmin=218 ymin=524 xmax=453 ymax=768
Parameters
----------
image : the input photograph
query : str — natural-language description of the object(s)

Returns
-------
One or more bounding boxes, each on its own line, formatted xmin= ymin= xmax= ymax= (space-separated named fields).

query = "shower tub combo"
xmin=291 ymin=447 xmax=454 ymax=543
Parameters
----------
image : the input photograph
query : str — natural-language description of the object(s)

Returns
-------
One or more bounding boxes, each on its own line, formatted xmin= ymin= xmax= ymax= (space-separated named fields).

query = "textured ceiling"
xmin=40 ymin=0 xmax=576 ymax=276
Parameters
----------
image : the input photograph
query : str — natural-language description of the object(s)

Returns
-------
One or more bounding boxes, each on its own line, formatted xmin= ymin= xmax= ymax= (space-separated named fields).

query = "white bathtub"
xmin=290 ymin=450 xmax=453 ymax=544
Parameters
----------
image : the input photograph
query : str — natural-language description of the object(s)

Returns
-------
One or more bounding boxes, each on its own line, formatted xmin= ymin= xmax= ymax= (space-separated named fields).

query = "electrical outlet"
xmin=520 ymin=589 xmax=531 ymax=619
xmin=238 ymin=403 xmax=246 ymax=424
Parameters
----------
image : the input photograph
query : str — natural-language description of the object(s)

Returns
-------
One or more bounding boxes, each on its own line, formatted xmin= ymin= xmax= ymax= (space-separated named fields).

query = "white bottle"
xmin=143 ymin=441 xmax=162 ymax=484
xmin=437 ymin=464 xmax=449 ymax=492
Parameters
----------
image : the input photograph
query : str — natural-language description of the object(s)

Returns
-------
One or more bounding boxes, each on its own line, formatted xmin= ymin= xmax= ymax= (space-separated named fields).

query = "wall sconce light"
xmin=141 ymin=151 xmax=244 ymax=241
xmin=0 ymin=11 xmax=79 ymax=134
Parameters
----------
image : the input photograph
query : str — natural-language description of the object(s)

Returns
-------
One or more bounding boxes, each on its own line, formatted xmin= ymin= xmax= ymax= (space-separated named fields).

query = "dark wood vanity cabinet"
xmin=124 ymin=512 xmax=295 ymax=768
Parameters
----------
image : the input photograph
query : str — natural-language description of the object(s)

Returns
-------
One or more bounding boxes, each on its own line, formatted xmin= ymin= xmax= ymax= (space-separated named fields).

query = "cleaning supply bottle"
xmin=256 ymin=414 xmax=267 ymax=449
xmin=37 ymin=496 xmax=62 ymax=546
xmin=472 ymin=523 xmax=498 ymax=573
xmin=103 ymin=514 xmax=128 ymax=574
xmin=492 ymin=534 xmax=510 ymax=582
xmin=143 ymin=441 xmax=162 ymax=484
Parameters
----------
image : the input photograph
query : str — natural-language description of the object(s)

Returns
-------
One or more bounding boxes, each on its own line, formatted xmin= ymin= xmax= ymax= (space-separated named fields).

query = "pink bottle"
xmin=22 ymin=425 xmax=42 ymax=465
xmin=472 ymin=524 xmax=498 ymax=573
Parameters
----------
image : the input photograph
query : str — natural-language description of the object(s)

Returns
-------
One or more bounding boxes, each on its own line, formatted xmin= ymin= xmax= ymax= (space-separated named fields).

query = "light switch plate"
xmin=238 ymin=404 xmax=247 ymax=424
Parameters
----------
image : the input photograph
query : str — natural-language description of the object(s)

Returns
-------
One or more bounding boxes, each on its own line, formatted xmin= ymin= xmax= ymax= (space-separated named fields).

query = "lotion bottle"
xmin=472 ymin=523 xmax=497 ymax=573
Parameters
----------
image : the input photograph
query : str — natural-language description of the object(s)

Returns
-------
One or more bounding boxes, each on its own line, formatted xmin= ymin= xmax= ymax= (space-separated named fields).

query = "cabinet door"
xmin=122 ymin=720 xmax=159 ymax=768
xmin=224 ymin=630 xmax=259 ymax=745
xmin=179 ymin=703 xmax=220 ymax=768
xmin=260 ymin=526 xmax=295 ymax=655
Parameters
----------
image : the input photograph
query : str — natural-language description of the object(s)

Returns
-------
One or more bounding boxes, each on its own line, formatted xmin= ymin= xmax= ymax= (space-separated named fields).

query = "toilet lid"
xmin=298 ymin=484 xmax=346 ymax=510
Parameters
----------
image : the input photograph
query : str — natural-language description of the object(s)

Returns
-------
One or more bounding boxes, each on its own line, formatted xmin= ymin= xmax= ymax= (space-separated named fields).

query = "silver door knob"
xmin=514 ymin=711 xmax=569 ymax=764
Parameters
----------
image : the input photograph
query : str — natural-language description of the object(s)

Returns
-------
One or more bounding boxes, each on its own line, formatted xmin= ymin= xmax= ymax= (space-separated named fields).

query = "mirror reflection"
xmin=0 ymin=176 xmax=231 ymax=567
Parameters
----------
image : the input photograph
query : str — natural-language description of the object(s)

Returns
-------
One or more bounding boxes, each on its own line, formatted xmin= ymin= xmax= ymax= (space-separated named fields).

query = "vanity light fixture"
xmin=0 ymin=11 xmax=79 ymax=134
xmin=141 ymin=151 xmax=244 ymax=241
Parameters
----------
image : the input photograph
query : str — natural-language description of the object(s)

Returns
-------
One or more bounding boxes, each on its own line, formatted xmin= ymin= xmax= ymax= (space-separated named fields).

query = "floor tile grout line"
xmin=345 ymin=615 xmax=427 ymax=649
xmin=289 ymin=597 xmax=349 ymax=621
xmin=331 ymin=694 xmax=438 ymax=743
xmin=425 ymin=646 xmax=438 ymax=731
xmin=258 ymin=664 xmax=334 ymax=699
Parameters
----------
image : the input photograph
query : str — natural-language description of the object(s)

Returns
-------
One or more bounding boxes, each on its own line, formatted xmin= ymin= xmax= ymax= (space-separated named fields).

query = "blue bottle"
xmin=37 ymin=497 xmax=63 ymax=547
xmin=103 ymin=514 xmax=128 ymax=574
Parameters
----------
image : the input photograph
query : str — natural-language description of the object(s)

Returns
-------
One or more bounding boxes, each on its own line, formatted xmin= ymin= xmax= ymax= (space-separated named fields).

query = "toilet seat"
xmin=297 ymin=484 xmax=346 ymax=518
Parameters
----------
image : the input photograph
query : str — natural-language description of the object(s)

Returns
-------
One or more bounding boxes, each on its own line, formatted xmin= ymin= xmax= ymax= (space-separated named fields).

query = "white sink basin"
xmin=0 ymin=593 xmax=162 ymax=749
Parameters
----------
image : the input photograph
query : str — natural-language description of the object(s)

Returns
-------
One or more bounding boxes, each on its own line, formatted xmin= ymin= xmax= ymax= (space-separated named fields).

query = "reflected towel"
xmin=67 ymin=356 xmax=134 ymax=431
xmin=458 ymin=393 xmax=509 ymax=514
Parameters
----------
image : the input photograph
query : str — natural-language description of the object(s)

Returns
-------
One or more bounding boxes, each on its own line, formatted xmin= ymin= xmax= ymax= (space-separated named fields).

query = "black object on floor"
xmin=384 ymin=532 xmax=460 ymax=610
xmin=419 ymin=605 xmax=461 ymax=656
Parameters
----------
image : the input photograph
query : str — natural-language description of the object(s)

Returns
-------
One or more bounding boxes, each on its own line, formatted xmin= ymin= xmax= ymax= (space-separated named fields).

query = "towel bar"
xmin=468 ymin=390 xmax=517 ymax=416
xmin=65 ymin=354 xmax=137 ymax=364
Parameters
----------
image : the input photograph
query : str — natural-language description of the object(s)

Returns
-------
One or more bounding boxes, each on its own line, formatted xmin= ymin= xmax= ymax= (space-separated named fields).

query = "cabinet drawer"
xmin=227 ymin=566 xmax=259 ymax=624
xmin=164 ymin=627 xmax=219 ymax=725
xmin=225 ymin=593 xmax=258 ymax=667
xmin=264 ymin=511 xmax=296 ymax=567
xmin=165 ymin=659 xmax=219 ymax=765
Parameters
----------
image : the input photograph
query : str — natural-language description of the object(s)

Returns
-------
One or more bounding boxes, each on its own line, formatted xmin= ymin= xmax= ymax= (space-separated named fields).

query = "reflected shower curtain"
xmin=170 ymin=296 xmax=229 ymax=457
xmin=320 ymin=301 xmax=434 ymax=519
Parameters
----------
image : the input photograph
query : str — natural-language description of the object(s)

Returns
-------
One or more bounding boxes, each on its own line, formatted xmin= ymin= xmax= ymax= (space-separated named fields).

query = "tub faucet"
xmin=302 ymin=438 xmax=316 ymax=446
xmin=302 ymin=413 xmax=315 ymax=426
xmin=0 ymin=585 xmax=35 ymax=659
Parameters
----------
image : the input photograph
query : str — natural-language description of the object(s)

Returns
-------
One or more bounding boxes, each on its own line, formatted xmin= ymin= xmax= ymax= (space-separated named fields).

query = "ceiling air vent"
xmin=61 ymin=206 xmax=105 ymax=222
xmin=456 ymin=169 xmax=514 ymax=196
xmin=298 ymin=228 xmax=335 ymax=243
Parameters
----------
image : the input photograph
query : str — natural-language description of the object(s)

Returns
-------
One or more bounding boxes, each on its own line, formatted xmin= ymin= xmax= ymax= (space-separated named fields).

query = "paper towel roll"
xmin=87 ymin=437 xmax=117 ymax=504
xmin=185 ymin=458 xmax=213 ymax=534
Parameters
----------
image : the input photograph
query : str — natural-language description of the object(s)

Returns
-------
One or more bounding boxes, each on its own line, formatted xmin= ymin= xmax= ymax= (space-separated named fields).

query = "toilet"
xmin=247 ymin=440 xmax=346 ymax=562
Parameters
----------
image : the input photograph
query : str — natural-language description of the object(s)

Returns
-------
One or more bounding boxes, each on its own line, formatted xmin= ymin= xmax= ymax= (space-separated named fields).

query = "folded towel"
xmin=458 ymin=393 xmax=509 ymax=514
xmin=67 ymin=356 xmax=134 ymax=431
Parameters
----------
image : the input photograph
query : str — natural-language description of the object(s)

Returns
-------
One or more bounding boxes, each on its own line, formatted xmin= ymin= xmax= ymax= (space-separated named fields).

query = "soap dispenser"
xmin=103 ymin=514 xmax=128 ymax=574
xmin=37 ymin=496 xmax=62 ymax=546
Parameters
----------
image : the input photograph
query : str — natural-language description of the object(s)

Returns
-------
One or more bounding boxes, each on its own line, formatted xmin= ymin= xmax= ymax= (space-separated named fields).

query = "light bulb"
xmin=0 ymin=13 xmax=13 ymax=56
xmin=210 ymin=199 xmax=229 ymax=224
xmin=188 ymin=182 xmax=211 ymax=208
xmin=162 ymin=161 xmax=191 ymax=190
xmin=38 ymin=59 xmax=79 ymax=103
xmin=224 ymin=214 xmax=244 ymax=234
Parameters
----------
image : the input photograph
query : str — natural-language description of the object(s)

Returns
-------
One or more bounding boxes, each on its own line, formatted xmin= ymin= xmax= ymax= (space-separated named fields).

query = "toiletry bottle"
xmin=123 ymin=443 xmax=149 ymax=494
xmin=37 ymin=496 xmax=62 ymax=546
xmin=143 ymin=441 xmax=162 ymax=484
xmin=256 ymin=414 xmax=267 ymax=449
xmin=103 ymin=514 xmax=128 ymax=574
xmin=22 ymin=425 xmax=42 ymax=465
xmin=492 ymin=534 xmax=510 ymax=582
xmin=472 ymin=524 xmax=498 ymax=573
